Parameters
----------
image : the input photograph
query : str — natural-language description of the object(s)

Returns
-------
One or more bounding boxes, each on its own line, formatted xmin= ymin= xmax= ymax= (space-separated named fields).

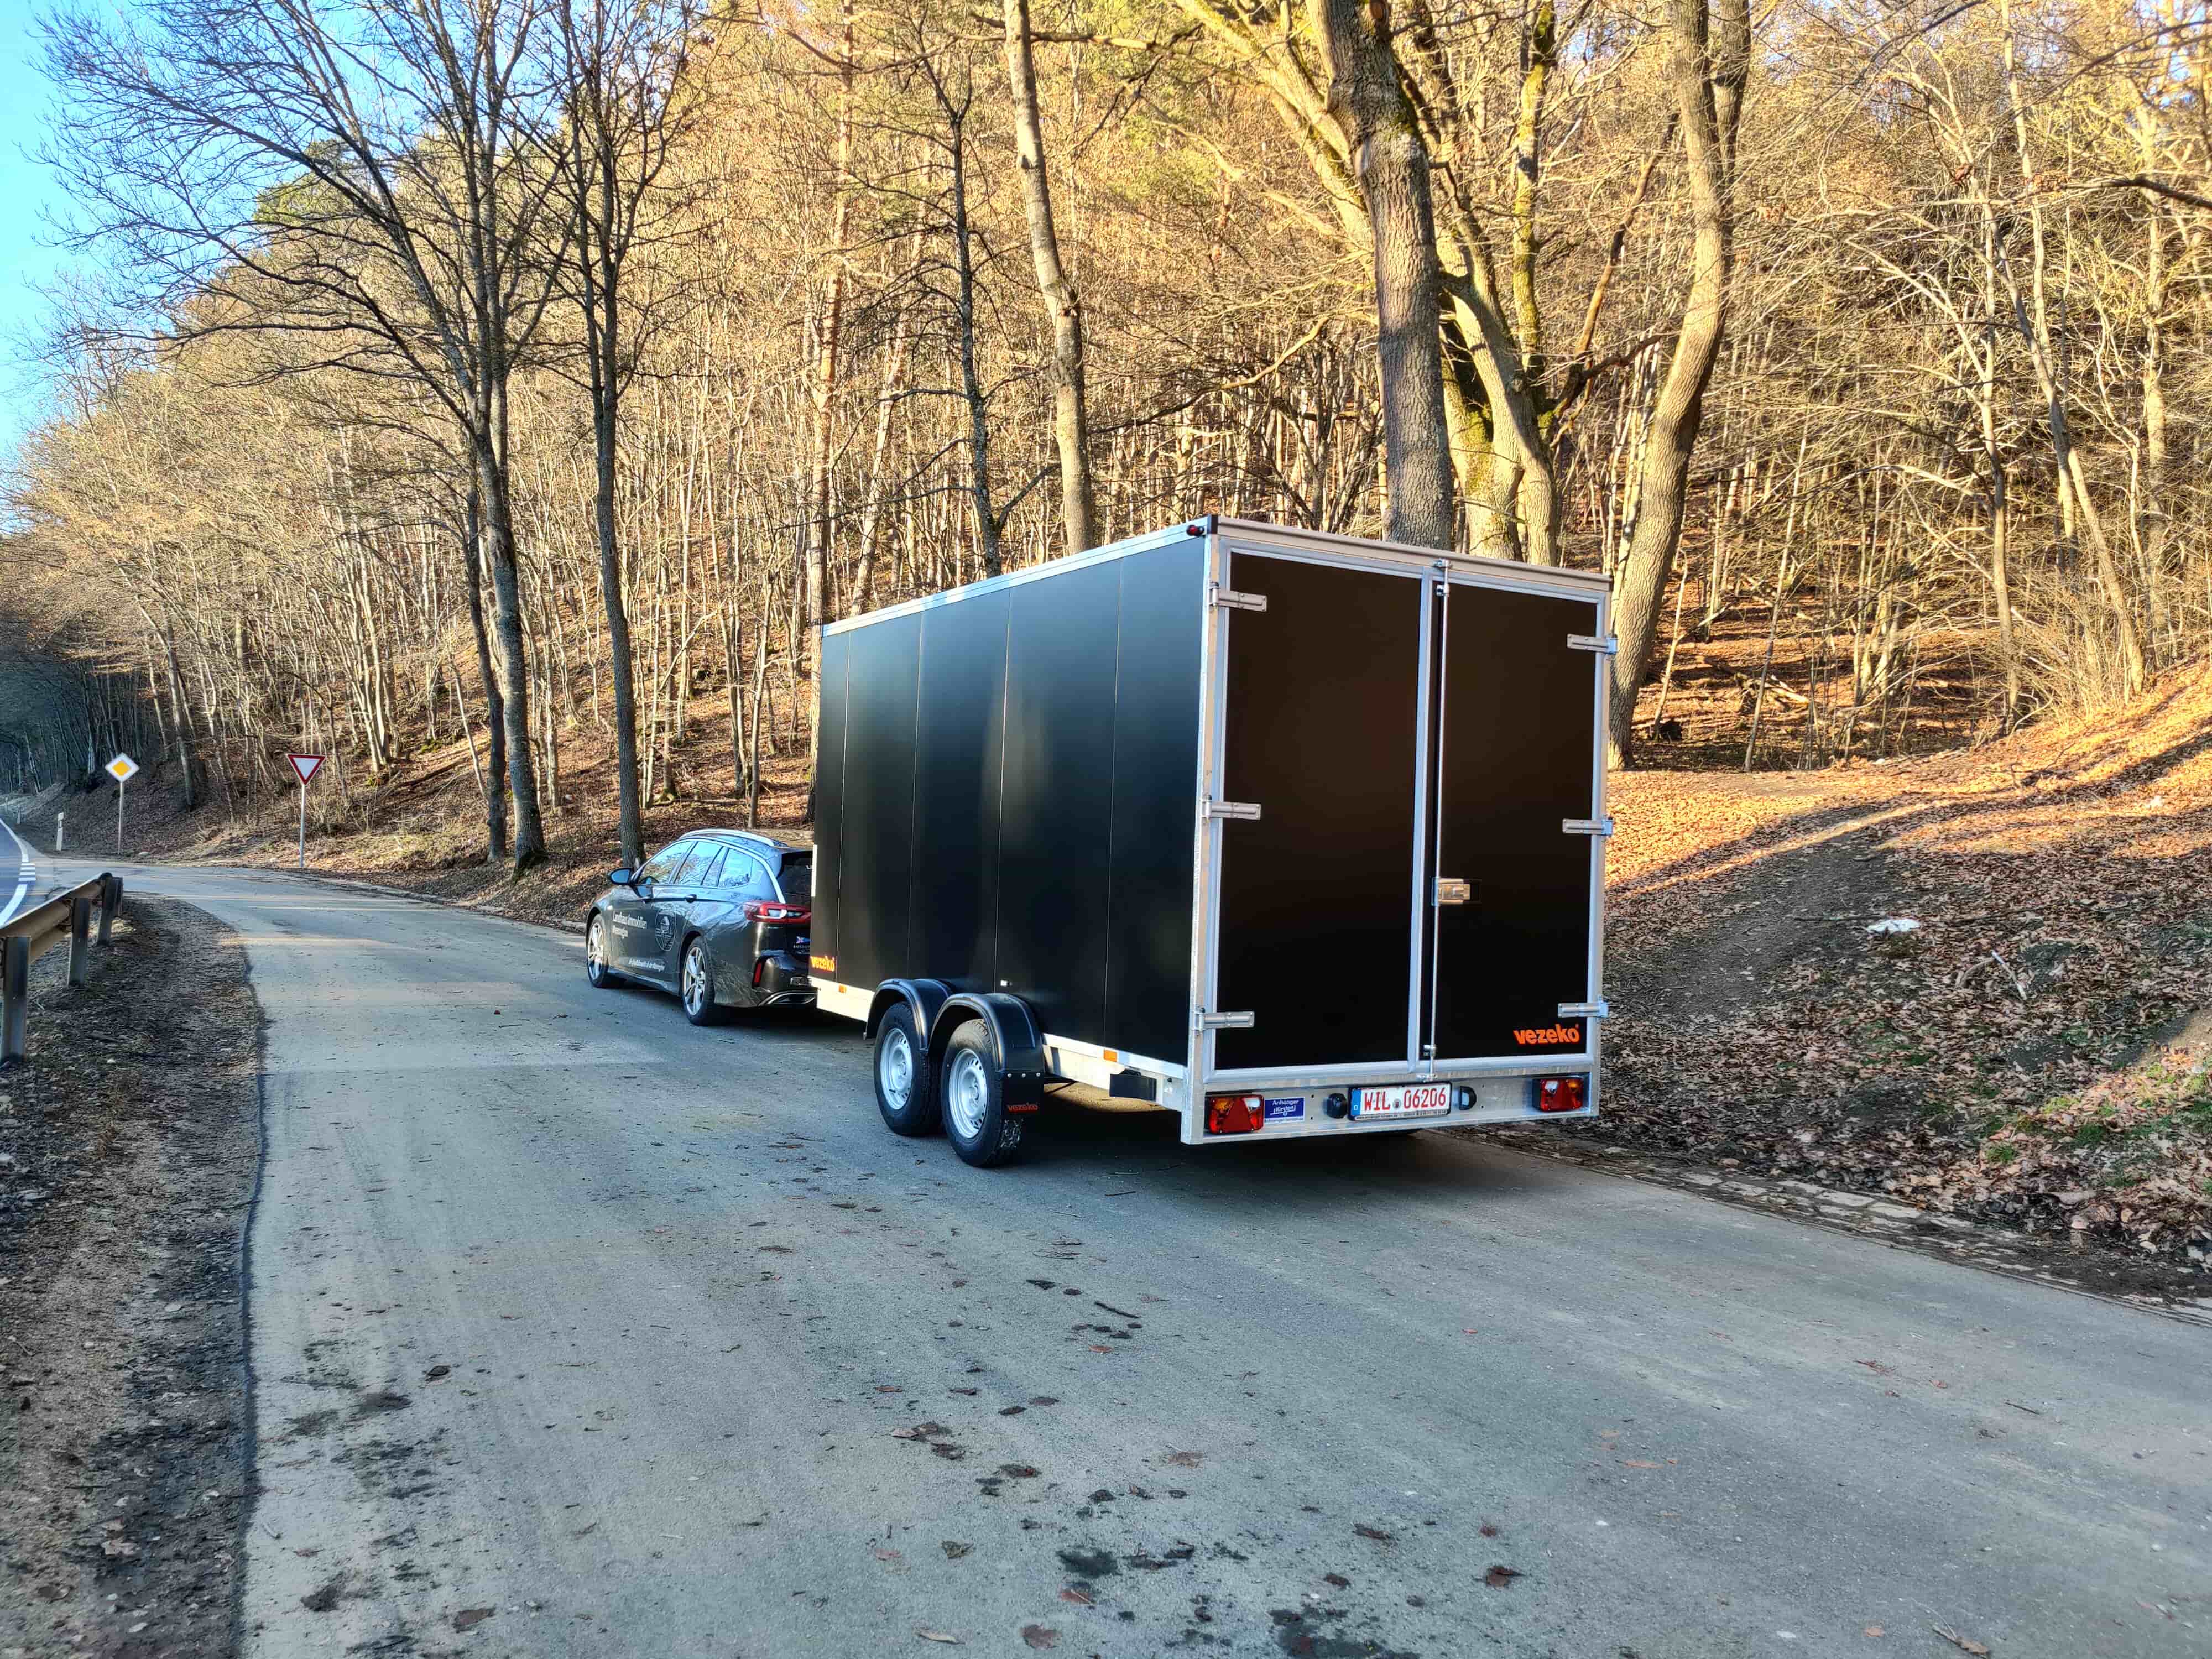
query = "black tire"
xmin=680 ymin=938 xmax=729 ymax=1026
xmin=939 ymin=1022 xmax=1026 ymax=1168
xmin=873 ymin=1003 xmax=940 ymax=1136
xmin=585 ymin=914 xmax=625 ymax=989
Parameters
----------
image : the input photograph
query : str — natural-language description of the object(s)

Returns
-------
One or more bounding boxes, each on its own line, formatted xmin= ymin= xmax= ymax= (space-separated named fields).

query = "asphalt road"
xmin=49 ymin=855 xmax=2212 ymax=1659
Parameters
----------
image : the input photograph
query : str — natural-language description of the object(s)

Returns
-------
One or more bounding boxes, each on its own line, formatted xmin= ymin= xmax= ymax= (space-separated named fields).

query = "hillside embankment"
xmin=12 ymin=671 xmax=2210 ymax=1270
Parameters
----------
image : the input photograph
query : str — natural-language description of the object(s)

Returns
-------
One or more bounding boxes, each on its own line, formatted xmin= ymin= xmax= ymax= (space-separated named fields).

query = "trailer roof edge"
xmin=1213 ymin=519 xmax=1614 ymax=590
xmin=822 ymin=522 xmax=1202 ymax=635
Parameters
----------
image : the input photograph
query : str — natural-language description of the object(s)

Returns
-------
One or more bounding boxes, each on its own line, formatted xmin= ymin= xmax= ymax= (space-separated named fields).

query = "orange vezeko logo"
xmin=810 ymin=954 xmax=836 ymax=972
xmin=1512 ymin=1024 xmax=1584 ymax=1047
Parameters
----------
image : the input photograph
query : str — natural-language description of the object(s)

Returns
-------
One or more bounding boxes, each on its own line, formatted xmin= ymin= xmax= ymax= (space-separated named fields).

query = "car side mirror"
xmin=609 ymin=868 xmax=635 ymax=889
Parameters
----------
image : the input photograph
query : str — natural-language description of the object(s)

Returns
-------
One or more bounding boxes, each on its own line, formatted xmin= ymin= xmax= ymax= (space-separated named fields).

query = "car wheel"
xmin=585 ymin=915 xmax=624 ymax=988
xmin=872 ymin=1003 xmax=940 ymax=1136
xmin=940 ymin=1023 xmax=1025 ymax=1168
xmin=680 ymin=938 xmax=729 ymax=1026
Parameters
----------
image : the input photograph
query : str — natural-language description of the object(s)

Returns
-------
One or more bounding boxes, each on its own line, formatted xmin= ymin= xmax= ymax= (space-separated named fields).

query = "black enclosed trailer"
xmin=809 ymin=517 xmax=1611 ymax=1165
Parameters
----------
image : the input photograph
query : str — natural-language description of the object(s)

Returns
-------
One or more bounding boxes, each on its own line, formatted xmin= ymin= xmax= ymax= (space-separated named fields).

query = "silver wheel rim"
xmin=878 ymin=1025 xmax=914 ymax=1110
xmin=947 ymin=1049 xmax=990 ymax=1141
xmin=684 ymin=946 xmax=708 ymax=1013
xmin=587 ymin=919 xmax=606 ymax=976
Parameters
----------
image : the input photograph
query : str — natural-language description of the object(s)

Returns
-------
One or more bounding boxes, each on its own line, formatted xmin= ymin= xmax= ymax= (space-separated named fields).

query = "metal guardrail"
xmin=2 ymin=873 xmax=124 ymax=1061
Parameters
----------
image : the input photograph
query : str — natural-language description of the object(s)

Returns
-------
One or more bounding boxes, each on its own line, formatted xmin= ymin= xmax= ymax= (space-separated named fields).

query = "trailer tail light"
xmin=745 ymin=901 xmax=811 ymax=925
xmin=1534 ymin=1075 xmax=1587 ymax=1113
xmin=1205 ymin=1094 xmax=1265 ymax=1136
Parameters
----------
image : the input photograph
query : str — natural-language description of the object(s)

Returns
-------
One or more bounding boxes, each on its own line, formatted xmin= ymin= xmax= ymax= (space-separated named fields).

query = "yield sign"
xmin=287 ymin=753 xmax=325 ymax=785
xmin=105 ymin=753 xmax=139 ymax=783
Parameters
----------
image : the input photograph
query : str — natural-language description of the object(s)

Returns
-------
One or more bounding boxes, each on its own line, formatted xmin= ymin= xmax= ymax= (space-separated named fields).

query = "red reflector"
xmin=1205 ymin=1094 xmax=1265 ymax=1135
xmin=1535 ymin=1076 xmax=1587 ymax=1113
xmin=745 ymin=901 xmax=811 ymax=924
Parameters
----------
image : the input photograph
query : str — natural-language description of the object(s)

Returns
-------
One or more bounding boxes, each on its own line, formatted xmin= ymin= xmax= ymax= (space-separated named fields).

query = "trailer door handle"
xmin=1434 ymin=878 xmax=1473 ymax=905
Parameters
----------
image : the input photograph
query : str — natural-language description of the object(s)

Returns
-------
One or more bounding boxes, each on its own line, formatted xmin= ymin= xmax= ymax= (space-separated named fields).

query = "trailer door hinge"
xmin=1198 ymin=1010 xmax=1255 ymax=1030
xmin=1206 ymin=799 xmax=1262 ymax=821
xmin=1568 ymin=633 xmax=1619 ymax=655
xmin=1558 ymin=1000 xmax=1611 ymax=1020
xmin=1563 ymin=816 xmax=1615 ymax=837
xmin=1434 ymin=877 xmax=1473 ymax=906
xmin=1212 ymin=585 xmax=1268 ymax=613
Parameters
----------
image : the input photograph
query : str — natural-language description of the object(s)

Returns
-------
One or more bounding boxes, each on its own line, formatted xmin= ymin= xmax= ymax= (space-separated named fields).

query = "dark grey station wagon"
xmin=584 ymin=831 xmax=814 ymax=1023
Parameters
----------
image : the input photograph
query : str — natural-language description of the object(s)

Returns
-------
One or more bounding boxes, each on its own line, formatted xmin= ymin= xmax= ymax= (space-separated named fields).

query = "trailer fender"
xmin=866 ymin=978 xmax=954 ymax=1045
xmin=930 ymin=993 xmax=1050 ymax=1107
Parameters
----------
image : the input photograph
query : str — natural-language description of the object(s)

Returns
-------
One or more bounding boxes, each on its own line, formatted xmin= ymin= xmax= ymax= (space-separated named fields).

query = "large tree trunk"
xmin=1315 ymin=0 xmax=1454 ymax=550
xmin=475 ymin=437 xmax=546 ymax=874
xmin=1004 ymin=0 xmax=1098 ymax=554
xmin=461 ymin=484 xmax=509 ymax=866
xmin=1606 ymin=0 xmax=1749 ymax=764
xmin=591 ymin=384 xmax=644 ymax=867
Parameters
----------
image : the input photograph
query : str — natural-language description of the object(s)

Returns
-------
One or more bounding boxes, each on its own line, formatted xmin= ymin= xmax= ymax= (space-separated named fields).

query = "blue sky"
xmin=0 ymin=0 xmax=66 ymax=460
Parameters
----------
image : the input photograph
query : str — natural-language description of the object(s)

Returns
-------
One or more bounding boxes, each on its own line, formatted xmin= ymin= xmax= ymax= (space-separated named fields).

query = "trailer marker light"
xmin=1322 ymin=1093 xmax=1350 ymax=1119
xmin=1534 ymin=1076 xmax=1587 ymax=1113
xmin=1452 ymin=1086 xmax=1477 ymax=1112
xmin=1204 ymin=1095 xmax=1265 ymax=1136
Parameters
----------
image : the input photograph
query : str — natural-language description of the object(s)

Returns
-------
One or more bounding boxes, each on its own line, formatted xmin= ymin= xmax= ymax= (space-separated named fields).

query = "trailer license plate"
xmin=1350 ymin=1083 xmax=1452 ymax=1120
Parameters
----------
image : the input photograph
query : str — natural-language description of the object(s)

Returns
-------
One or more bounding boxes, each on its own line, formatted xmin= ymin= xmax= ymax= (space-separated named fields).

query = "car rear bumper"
xmin=753 ymin=950 xmax=815 ymax=1005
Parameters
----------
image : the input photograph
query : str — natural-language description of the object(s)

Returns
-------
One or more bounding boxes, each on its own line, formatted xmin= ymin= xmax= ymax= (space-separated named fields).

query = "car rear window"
xmin=776 ymin=853 xmax=812 ymax=901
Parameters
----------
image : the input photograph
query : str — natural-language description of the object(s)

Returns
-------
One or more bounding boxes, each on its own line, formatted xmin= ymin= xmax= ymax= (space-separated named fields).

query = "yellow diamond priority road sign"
xmin=105 ymin=753 xmax=139 ymax=784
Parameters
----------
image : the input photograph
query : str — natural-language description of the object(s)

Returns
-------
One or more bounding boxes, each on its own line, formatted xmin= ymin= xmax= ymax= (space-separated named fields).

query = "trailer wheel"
xmin=940 ymin=1023 xmax=1025 ymax=1168
xmin=873 ymin=1003 xmax=941 ymax=1136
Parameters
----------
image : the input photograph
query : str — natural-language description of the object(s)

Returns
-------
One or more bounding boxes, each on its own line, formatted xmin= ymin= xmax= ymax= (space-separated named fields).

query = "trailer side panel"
xmin=811 ymin=628 xmax=852 ymax=974
xmin=910 ymin=587 xmax=1011 ymax=994
xmin=995 ymin=560 xmax=1123 ymax=1042
xmin=1103 ymin=541 xmax=1207 ymax=1062
xmin=832 ymin=611 xmax=924 ymax=993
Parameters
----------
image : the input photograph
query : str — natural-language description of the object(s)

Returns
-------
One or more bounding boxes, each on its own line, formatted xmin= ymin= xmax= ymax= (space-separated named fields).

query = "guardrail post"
xmin=68 ymin=894 xmax=93 ymax=986
xmin=2 ymin=935 xmax=26 ymax=1061
xmin=97 ymin=875 xmax=120 ymax=946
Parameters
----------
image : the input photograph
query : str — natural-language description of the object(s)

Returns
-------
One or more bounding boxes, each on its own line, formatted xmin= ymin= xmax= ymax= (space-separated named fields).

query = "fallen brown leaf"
xmin=1058 ymin=1587 xmax=1093 ymax=1605
xmin=1933 ymin=1627 xmax=1990 ymax=1656
xmin=1484 ymin=1564 xmax=1522 ymax=1589
xmin=916 ymin=1632 xmax=962 ymax=1646
xmin=452 ymin=1608 xmax=494 ymax=1632
xmin=1020 ymin=1625 xmax=1060 ymax=1650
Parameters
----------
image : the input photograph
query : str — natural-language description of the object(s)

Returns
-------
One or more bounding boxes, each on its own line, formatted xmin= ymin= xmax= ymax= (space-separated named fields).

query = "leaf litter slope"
xmin=1588 ymin=668 xmax=2212 ymax=1270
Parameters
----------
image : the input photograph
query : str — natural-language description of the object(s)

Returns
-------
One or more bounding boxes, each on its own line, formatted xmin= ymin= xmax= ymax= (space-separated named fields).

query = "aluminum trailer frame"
xmin=810 ymin=516 xmax=1610 ymax=1147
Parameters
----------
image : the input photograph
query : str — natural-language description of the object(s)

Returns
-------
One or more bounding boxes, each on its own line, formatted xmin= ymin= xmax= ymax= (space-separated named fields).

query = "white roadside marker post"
xmin=105 ymin=754 xmax=139 ymax=852
xmin=55 ymin=812 xmax=64 ymax=853
xmin=286 ymin=754 xmax=324 ymax=868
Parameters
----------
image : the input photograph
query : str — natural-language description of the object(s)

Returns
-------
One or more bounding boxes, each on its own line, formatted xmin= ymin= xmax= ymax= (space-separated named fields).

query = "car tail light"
xmin=745 ymin=901 xmax=811 ymax=925
xmin=1205 ymin=1094 xmax=1265 ymax=1135
xmin=1534 ymin=1076 xmax=1587 ymax=1113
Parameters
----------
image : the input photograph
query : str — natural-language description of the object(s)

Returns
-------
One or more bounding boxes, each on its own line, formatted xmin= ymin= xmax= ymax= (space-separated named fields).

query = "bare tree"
xmin=550 ymin=0 xmax=706 ymax=867
xmin=40 ymin=0 xmax=569 ymax=870
xmin=1606 ymin=0 xmax=1750 ymax=763
xmin=1003 ymin=0 xmax=1097 ymax=554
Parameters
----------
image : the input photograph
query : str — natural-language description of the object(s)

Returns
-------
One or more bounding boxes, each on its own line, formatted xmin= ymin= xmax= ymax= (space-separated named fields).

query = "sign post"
xmin=286 ymin=754 xmax=324 ymax=868
xmin=104 ymin=754 xmax=139 ymax=852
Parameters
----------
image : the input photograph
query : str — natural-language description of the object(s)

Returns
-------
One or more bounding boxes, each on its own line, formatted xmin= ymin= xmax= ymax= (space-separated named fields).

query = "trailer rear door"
xmin=1207 ymin=544 xmax=1602 ymax=1080
xmin=1425 ymin=576 xmax=1604 ymax=1065
xmin=1211 ymin=551 xmax=1429 ymax=1073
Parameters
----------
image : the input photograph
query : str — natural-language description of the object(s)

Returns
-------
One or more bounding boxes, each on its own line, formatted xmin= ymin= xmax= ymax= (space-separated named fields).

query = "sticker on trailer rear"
xmin=1262 ymin=1097 xmax=1305 ymax=1121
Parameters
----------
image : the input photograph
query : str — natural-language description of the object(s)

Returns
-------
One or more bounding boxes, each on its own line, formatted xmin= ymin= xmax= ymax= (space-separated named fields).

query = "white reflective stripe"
xmin=0 ymin=819 xmax=35 ymax=928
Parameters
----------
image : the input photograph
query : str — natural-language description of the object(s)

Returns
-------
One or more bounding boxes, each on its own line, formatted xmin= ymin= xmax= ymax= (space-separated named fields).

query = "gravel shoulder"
xmin=0 ymin=898 xmax=262 ymax=1659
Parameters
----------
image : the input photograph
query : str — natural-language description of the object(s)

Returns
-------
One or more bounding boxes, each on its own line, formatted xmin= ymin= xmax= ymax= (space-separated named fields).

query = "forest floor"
xmin=14 ymin=667 xmax=2211 ymax=1277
